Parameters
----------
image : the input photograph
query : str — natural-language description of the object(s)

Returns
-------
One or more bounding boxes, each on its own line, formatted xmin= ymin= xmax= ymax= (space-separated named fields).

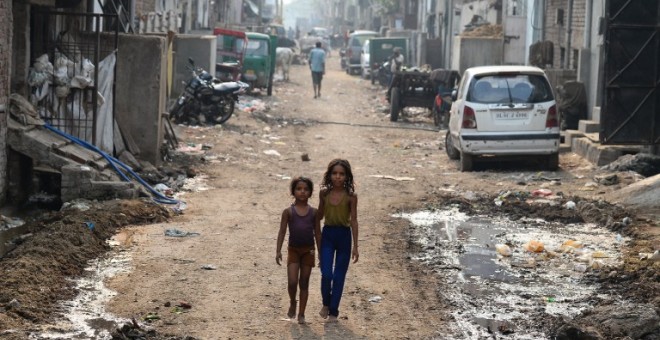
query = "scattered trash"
xmin=574 ymin=263 xmax=588 ymax=272
xmin=615 ymin=234 xmax=624 ymax=243
xmin=368 ymin=295 xmax=383 ymax=303
xmin=143 ymin=312 xmax=160 ymax=321
xmin=543 ymin=296 xmax=556 ymax=303
xmin=560 ymin=239 xmax=584 ymax=253
xmin=368 ymin=175 xmax=415 ymax=181
xmin=582 ymin=182 xmax=599 ymax=190
xmin=263 ymin=149 xmax=281 ymax=157
xmin=591 ymin=251 xmax=610 ymax=258
xmin=201 ymin=264 xmax=217 ymax=270
xmin=154 ymin=183 xmax=173 ymax=196
xmin=622 ymin=217 xmax=632 ymax=226
xmin=164 ymin=229 xmax=200 ymax=237
xmin=511 ymin=257 xmax=537 ymax=268
xmin=495 ymin=244 xmax=512 ymax=257
xmin=531 ymin=189 xmax=552 ymax=197
xmin=301 ymin=153 xmax=310 ymax=162
xmin=523 ymin=240 xmax=545 ymax=253
xmin=594 ymin=173 xmax=619 ymax=186
xmin=564 ymin=201 xmax=576 ymax=209
xmin=84 ymin=221 xmax=95 ymax=231
xmin=639 ymin=250 xmax=660 ymax=261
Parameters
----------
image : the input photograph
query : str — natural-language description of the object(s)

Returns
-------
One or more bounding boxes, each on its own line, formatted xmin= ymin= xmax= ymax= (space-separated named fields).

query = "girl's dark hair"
xmin=321 ymin=159 xmax=355 ymax=194
xmin=290 ymin=176 xmax=314 ymax=196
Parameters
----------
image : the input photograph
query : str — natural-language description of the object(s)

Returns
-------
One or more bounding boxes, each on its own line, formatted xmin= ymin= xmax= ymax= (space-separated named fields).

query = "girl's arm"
xmin=276 ymin=208 xmax=289 ymax=265
xmin=315 ymin=190 xmax=326 ymax=263
xmin=313 ymin=209 xmax=321 ymax=255
xmin=350 ymin=193 xmax=359 ymax=263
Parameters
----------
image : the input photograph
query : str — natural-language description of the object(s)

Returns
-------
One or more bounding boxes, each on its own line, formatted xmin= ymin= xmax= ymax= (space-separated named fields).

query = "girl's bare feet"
xmin=287 ymin=301 xmax=296 ymax=318
xmin=319 ymin=306 xmax=329 ymax=319
xmin=297 ymin=315 xmax=306 ymax=324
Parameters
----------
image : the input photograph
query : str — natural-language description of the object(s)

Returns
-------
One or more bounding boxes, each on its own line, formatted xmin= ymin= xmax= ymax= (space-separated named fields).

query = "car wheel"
xmin=545 ymin=153 xmax=559 ymax=171
xmin=445 ymin=132 xmax=460 ymax=160
xmin=460 ymin=151 xmax=473 ymax=172
xmin=390 ymin=87 xmax=400 ymax=122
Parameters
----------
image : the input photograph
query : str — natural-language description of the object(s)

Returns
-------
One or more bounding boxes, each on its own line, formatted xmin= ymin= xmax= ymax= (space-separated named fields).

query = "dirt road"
xmin=0 ymin=54 xmax=657 ymax=339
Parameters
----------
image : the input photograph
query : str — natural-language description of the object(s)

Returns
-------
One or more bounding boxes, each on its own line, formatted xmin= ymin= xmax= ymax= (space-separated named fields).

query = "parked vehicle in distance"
xmin=241 ymin=32 xmax=277 ymax=96
xmin=299 ymin=27 xmax=331 ymax=54
xmin=368 ymin=37 xmax=408 ymax=85
xmin=445 ymin=65 xmax=560 ymax=172
xmin=345 ymin=30 xmax=378 ymax=75
xmin=360 ymin=40 xmax=370 ymax=79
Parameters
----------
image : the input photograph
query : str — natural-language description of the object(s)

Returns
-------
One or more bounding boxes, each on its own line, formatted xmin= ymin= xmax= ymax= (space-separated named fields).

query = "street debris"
xmin=368 ymin=175 xmax=415 ymax=181
xmin=164 ymin=229 xmax=200 ymax=237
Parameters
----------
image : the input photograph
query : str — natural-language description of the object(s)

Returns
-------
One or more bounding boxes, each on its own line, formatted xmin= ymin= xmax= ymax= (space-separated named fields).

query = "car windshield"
xmin=467 ymin=74 xmax=554 ymax=104
xmin=243 ymin=40 xmax=268 ymax=57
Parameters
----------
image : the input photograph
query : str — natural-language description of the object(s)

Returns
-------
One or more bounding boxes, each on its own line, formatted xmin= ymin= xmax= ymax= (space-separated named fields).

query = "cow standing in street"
xmin=276 ymin=47 xmax=295 ymax=82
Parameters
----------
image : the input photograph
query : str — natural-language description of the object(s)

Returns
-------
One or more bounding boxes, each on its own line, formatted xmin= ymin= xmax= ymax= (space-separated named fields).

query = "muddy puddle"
xmin=395 ymin=208 xmax=630 ymax=339
xmin=29 ymin=240 xmax=131 ymax=339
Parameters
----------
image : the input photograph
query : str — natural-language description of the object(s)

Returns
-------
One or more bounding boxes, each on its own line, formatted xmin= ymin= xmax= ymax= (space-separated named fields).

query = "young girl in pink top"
xmin=276 ymin=176 xmax=321 ymax=324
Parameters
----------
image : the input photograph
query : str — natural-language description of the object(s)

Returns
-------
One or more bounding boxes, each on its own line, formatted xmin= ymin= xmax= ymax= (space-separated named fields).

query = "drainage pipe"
xmin=43 ymin=124 xmax=180 ymax=205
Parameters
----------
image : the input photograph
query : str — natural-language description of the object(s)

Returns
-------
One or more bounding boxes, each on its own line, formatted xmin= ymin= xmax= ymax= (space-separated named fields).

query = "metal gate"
xmin=29 ymin=10 xmax=118 ymax=148
xmin=601 ymin=0 xmax=660 ymax=145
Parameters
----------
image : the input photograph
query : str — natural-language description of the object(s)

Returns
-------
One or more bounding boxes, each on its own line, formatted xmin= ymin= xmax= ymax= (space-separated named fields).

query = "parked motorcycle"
xmin=170 ymin=58 xmax=249 ymax=125
xmin=339 ymin=48 xmax=347 ymax=70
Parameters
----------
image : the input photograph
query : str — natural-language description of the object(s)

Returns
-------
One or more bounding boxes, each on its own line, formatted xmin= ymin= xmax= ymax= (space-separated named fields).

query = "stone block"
xmin=562 ymin=129 xmax=585 ymax=147
xmin=87 ymin=181 xmax=138 ymax=200
xmin=572 ymin=137 xmax=644 ymax=166
xmin=591 ymin=106 xmax=601 ymax=122
xmin=578 ymin=120 xmax=600 ymax=133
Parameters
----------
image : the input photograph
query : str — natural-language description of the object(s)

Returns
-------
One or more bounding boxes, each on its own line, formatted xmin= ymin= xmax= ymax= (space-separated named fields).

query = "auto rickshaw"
xmin=213 ymin=28 xmax=248 ymax=82
xmin=241 ymin=32 xmax=277 ymax=96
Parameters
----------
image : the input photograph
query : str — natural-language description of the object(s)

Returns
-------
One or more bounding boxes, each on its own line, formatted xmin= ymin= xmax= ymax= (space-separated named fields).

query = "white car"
xmin=445 ymin=65 xmax=560 ymax=171
xmin=360 ymin=40 xmax=370 ymax=79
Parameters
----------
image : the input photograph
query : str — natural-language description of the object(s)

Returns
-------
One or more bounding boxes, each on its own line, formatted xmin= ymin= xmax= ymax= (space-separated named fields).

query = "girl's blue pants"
xmin=320 ymin=225 xmax=352 ymax=317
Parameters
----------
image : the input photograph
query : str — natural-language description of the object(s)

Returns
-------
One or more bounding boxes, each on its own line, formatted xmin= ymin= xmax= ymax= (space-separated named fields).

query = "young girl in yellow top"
xmin=316 ymin=159 xmax=359 ymax=322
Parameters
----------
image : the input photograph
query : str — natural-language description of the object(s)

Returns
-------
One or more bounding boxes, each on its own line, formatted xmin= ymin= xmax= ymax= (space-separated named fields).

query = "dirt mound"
xmin=0 ymin=200 xmax=172 ymax=337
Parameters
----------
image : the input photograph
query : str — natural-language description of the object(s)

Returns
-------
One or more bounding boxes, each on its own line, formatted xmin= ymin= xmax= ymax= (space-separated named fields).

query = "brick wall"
xmin=0 ymin=0 xmax=12 ymax=206
xmin=544 ymin=0 xmax=586 ymax=69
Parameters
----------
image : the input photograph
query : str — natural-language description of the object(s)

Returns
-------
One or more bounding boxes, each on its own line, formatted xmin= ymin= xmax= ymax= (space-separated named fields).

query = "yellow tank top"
xmin=323 ymin=192 xmax=351 ymax=227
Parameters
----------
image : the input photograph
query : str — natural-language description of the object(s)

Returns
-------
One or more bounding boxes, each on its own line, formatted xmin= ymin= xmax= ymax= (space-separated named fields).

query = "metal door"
xmin=601 ymin=0 xmax=660 ymax=145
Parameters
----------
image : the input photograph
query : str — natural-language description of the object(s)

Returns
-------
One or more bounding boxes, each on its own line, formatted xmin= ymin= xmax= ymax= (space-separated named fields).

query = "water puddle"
xmin=29 ymin=240 xmax=131 ymax=339
xmin=395 ymin=208 xmax=628 ymax=339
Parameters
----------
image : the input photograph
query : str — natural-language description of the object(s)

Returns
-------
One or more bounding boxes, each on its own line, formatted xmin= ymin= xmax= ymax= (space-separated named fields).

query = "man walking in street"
xmin=308 ymin=42 xmax=326 ymax=99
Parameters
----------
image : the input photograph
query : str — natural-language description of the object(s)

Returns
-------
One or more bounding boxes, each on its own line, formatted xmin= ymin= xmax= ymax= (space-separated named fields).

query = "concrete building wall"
xmin=0 ymin=0 xmax=12 ymax=205
xmin=115 ymin=34 xmax=168 ymax=165
xmin=451 ymin=36 xmax=504 ymax=74
xmin=171 ymin=35 xmax=216 ymax=99
xmin=544 ymin=0 xmax=586 ymax=69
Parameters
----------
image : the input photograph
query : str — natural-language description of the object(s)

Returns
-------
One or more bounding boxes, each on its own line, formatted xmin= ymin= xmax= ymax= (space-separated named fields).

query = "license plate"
xmin=245 ymin=70 xmax=255 ymax=76
xmin=494 ymin=112 xmax=528 ymax=120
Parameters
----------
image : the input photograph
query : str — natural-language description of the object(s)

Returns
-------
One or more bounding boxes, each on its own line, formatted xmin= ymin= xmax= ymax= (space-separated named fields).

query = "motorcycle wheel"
xmin=171 ymin=100 xmax=195 ymax=125
xmin=207 ymin=98 xmax=235 ymax=125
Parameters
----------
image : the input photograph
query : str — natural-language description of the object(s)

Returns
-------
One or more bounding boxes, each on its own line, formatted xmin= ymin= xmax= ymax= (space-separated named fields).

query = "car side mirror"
xmin=451 ymin=89 xmax=457 ymax=101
